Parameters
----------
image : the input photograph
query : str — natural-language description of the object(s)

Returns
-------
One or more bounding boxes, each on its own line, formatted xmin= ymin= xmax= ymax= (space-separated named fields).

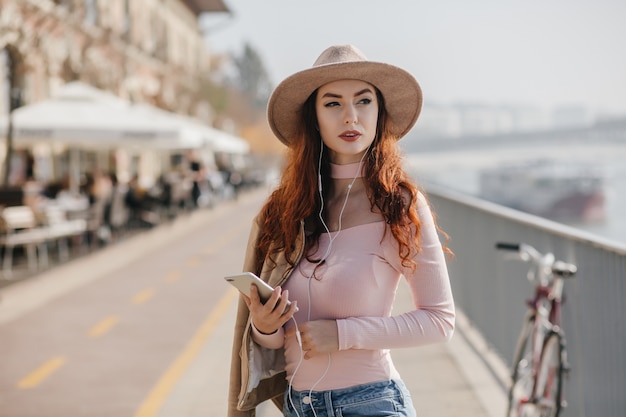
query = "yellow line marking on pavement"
xmin=203 ymin=221 xmax=249 ymax=254
xmin=17 ymin=356 xmax=67 ymax=389
xmin=132 ymin=288 xmax=238 ymax=417
xmin=88 ymin=315 xmax=120 ymax=338
xmin=164 ymin=271 xmax=181 ymax=283
xmin=132 ymin=288 xmax=156 ymax=305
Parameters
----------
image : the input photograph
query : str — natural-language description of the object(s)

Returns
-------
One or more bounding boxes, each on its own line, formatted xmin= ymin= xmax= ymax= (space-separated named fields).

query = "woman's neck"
xmin=330 ymin=162 xmax=365 ymax=179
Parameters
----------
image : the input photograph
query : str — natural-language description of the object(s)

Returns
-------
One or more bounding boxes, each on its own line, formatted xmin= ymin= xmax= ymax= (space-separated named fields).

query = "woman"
xmin=228 ymin=44 xmax=455 ymax=417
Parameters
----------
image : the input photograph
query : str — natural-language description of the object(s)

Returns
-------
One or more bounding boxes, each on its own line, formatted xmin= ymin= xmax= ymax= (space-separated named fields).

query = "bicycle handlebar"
xmin=496 ymin=242 xmax=543 ymax=263
xmin=552 ymin=261 xmax=577 ymax=277
xmin=496 ymin=242 xmax=577 ymax=278
xmin=495 ymin=242 xmax=520 ymax=251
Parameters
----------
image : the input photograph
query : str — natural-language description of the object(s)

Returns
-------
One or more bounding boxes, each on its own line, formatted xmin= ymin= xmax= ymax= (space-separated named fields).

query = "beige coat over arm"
xmin=228 ymin=215 xmax=305 ymax=417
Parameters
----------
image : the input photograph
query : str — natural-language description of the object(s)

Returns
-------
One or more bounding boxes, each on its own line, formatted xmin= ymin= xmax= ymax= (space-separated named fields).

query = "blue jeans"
xmin=283 ymin=379 xmax=416 ymax=417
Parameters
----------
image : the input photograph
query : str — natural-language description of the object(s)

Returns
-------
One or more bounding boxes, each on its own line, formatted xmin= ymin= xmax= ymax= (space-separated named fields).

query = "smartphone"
xmin=224 ymin=272 xmax=297 ymax=311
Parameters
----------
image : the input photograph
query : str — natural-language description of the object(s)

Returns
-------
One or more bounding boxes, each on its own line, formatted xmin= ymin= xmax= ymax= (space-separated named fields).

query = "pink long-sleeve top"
xmin=252 ymin=204 xmax=455 ymax=391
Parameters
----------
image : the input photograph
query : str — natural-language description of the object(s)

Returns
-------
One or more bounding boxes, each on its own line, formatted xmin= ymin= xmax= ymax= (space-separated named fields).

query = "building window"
xmin=1 ymin=48 xmax=10 ymax=116
xmin=84 ymin=0 xmax=99 ymax=26
xmin=54 ymin=0 xmax=74 ymax=11
xmin=123 ymin=0 xmax=132 ymax=39
xmin=0 ymin=47 xmax=22 ymax=114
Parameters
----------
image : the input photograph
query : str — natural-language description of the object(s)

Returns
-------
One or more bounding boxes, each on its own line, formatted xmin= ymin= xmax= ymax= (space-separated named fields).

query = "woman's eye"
xmin=324 ymin=101 xmax=340 ymax=108
xmin=358 ymin=98 xmax=372 ymax=105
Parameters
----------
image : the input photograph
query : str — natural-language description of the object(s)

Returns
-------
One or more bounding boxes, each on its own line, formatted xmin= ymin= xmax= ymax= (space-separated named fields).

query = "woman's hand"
xmin=286 ymin=320 xmax=339 ymax=359
xmin=242 ymin=284 xmax=297 ymax=335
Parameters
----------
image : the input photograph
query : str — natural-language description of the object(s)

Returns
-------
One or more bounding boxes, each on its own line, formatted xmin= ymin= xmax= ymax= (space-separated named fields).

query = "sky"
xmin=201 ymin=0 xmax=626 ymax=118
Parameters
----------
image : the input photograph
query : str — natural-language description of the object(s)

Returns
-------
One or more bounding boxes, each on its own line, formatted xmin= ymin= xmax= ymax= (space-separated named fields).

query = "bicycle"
xmin=495 ymin=242 xmax=577 ymax=417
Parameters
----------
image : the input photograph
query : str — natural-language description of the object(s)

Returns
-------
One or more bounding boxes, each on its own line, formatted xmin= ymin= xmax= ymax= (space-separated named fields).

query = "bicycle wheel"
xmin=507 ymin=317 xmax=535 ymax=417
xmin=535 ymin=332 xmax=564 ymax=417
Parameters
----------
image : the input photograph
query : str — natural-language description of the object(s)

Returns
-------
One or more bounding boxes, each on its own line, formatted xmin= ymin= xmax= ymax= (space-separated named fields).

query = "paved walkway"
xmin=0 ymin=188 xmax=508 ymax=417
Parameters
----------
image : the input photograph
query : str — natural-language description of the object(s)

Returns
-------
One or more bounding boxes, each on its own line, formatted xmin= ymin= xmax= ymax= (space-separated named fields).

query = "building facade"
xmin=0 ymin=0 xmax=230 ymax=187
xmin=0 ymin=0 xmax=228 ymax=118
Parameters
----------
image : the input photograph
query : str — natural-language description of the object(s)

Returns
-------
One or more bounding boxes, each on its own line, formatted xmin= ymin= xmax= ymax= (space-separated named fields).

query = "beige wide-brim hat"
xmin=267 ymin=44 xmax=423 ymax=146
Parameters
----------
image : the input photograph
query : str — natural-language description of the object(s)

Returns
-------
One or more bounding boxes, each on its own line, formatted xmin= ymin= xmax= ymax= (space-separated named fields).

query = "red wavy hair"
xmin=256 ymin=88 xmax=447 ymax=272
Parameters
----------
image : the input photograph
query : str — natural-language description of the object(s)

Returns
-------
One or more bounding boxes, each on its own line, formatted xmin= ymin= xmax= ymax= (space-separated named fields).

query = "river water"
xmin=406 ymin=142 xmax=626 ymax=246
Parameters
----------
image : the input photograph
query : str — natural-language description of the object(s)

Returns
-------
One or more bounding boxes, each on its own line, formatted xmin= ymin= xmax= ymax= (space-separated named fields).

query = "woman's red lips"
xmin=339 ymin=130 xmax=361 ymax=141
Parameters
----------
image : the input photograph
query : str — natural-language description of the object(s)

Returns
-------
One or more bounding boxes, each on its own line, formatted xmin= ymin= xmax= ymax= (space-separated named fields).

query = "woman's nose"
xmin=344 ymin=106 xmax=357 ymax=124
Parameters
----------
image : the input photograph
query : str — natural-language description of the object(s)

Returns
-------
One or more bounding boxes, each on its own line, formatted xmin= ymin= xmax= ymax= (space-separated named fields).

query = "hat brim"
xmin=267 ymin=61 xmax=422 ymax=146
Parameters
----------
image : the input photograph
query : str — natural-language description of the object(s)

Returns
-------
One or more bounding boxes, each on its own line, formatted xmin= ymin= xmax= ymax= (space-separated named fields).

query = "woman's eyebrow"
xmin=321 ymin=88 xmax=374 ymax=99
xmin=354 ymin=88 xmax=374 ymax=97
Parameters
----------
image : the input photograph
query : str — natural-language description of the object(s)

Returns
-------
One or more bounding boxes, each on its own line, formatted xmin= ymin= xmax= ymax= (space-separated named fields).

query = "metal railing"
xmin=425 ymin=184 xmax=626 ymax=417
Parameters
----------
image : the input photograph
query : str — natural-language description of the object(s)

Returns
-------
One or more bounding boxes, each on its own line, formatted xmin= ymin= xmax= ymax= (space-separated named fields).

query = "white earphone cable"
xmin=289 ymin=140 xmax=371 ymax=417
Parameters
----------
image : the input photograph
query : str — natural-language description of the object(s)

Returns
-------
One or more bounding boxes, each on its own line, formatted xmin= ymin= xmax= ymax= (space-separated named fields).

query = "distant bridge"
xmin=401 ymin=117 xmax=626 ymax=154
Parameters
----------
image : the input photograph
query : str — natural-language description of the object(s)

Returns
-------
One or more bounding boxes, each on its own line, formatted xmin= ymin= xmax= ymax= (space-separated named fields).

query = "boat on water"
xmin=479 ymin=159 xmax=606 ymax=222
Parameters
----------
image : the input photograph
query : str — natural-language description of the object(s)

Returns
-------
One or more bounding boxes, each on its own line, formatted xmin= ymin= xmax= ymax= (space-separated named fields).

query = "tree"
xmin=199 ymin=43 xmax=284 ymax=155
xmin=232 ymin=43 xmax=272 ymax=109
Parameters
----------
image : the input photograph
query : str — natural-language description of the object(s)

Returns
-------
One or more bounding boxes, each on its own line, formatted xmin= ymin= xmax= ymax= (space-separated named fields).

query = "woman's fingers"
xmin=285 ymin=320 xmax=339 ymax=359
xmin=249 ymin=285 xmax=296 ymax=335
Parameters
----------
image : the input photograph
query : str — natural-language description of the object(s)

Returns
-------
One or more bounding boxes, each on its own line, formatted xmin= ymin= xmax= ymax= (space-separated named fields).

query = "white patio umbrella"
xmin=130 ymin=104 xmax=250 ymax=154
xmin=0 ymin=82 xmax=204 ymax=150
xmin=0 ymin=82 xmax=250 ymax=190
xmin=205 ymin=127 xmax=250 ymax=154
